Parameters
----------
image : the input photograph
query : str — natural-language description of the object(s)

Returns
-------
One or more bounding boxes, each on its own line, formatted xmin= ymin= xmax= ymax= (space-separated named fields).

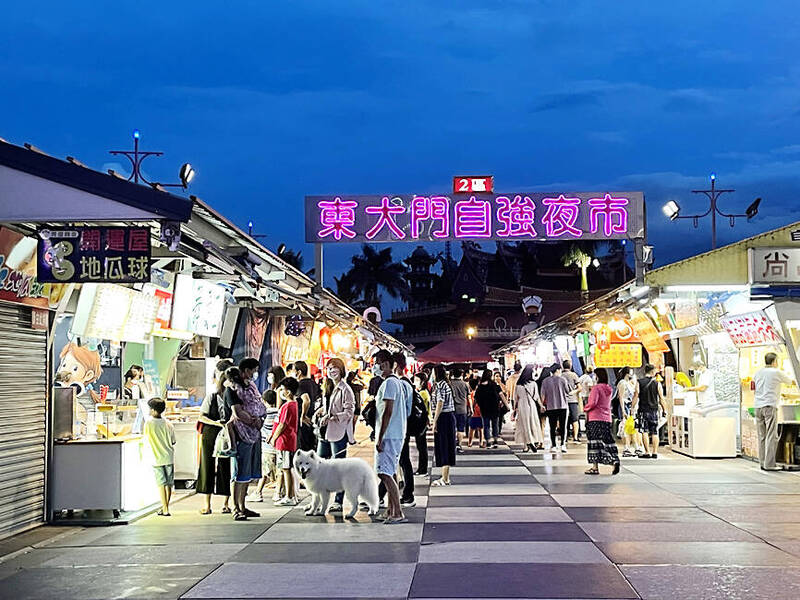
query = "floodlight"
xmin=746 ymin=197 xmax=761 ymax=220
xmin=179 ymin=163 xmax=195 ymax=187
xmin=662 ymin=200 xmax=681 ymax=221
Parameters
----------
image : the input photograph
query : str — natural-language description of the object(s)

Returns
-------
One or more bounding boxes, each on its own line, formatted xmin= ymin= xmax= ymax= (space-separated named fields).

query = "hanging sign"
xmin=608 ymin=319 xmax=641 ymax=344
xmin=629 ymin=310 xmax=670 ymax=353
xmin=721 ymin=310 xmax=784 ymax=348
xmin=749 ymin=248 xmax=800 ymax=285
xmin=594 ymin=343 xmax=643 ymax=368
xmin=305 ymin=192 xmax=645 ymax=243
xmin=453 ymin=176 xmax=494 ymax=194
xmin=37 ymin=226 xmax=151 ymax=283
xmin=673 ymin=299 xmax=700 ymax=329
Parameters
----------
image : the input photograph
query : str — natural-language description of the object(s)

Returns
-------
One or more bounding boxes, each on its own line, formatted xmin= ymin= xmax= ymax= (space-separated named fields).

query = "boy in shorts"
xmin=270 ymin=377 xmax=299 ymax=506
xmin=144 ymin=398 xmax=176 ymax=516
xmin=249 ymin=389 xmax=280 ymax=502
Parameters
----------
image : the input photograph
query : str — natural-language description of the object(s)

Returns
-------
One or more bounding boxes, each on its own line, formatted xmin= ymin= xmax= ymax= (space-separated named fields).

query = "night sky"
xmin=3 ymin=2 xmax=800 ymax=290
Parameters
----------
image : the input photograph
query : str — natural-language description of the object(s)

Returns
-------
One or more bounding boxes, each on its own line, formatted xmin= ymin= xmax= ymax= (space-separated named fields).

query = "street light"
xmin=661 ymin=174 xmax=762 ymax=249
xmin=466 ymin=326 xmax=477 ymax=339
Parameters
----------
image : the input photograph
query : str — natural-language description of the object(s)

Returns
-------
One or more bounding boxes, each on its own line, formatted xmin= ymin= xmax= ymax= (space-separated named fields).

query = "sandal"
xmin=233 ymin=512 xmax=248 ymax=521
xmin=221 ymin=507 xmax=232 ymax=514
xmin=157 ymin=510 xmax=171 ymax=516
xmin=199 ymin=508 xmax=212 ymax=515
xmin=431 ymin=478 xmax=447 ymax=487
xmin=584 ymin=468 xmax=599 ymax=475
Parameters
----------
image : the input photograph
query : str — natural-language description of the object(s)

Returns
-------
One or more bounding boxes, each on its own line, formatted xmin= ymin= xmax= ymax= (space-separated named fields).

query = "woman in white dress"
xmin=514 ymin=365 xmax=544 ymax=453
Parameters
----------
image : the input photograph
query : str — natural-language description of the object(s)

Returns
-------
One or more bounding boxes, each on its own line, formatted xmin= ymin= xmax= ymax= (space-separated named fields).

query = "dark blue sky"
xmin=3 ymin=2 xmax=800 ymax=289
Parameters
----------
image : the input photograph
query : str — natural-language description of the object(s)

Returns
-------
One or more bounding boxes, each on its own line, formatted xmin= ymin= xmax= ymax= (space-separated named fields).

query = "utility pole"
xmin=692 ymin=174 xmax=735 ymax=250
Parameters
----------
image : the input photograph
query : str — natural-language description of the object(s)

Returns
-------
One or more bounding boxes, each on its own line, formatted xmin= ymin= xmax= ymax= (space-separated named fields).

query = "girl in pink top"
xmin=584 ymin=369 xmax=620 ymax=475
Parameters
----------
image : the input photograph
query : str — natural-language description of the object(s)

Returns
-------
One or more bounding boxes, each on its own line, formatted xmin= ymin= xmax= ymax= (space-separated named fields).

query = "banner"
xmin=630 ymin=310 xmax=670 ymax=354
xmin=594 ymin=343 xmax=643 ymax=368
xmin=721 ymin=310 xmax=784 ymax=348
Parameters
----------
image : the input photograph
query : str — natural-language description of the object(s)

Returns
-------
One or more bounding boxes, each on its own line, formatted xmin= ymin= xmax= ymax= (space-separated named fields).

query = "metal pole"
xmin=133 ymin=135 xmax=139 ymax=184
xmin=314 ymin=243 xmax=324 ymax=293
xmin=634 ymin=239 xmax=645 ymax=285
xmin=710 ymin=177 xmax=717 ymax=250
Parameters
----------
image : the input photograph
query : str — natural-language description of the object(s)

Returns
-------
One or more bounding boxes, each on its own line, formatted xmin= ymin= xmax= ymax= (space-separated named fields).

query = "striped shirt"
xmin=434 ymin=380 xmax=455 ymax=413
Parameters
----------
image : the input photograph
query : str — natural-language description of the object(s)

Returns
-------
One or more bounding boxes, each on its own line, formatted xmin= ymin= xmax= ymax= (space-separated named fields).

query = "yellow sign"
xmin=594 ymin=343 xmax=643 ymax=368
xmin=630 ymin=310 xmax=670 ymax=353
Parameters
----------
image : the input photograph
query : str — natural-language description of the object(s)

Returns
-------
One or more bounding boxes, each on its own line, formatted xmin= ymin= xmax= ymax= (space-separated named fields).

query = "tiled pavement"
xmin=3 ymin=428 xmax=800 ymax=599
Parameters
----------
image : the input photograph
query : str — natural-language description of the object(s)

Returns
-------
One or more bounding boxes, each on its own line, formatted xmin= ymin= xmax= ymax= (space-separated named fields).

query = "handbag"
xmin=623 ymin=415 xmax=636 ymax=436
xmin=196 ymin=420 xmax=204 ymax=434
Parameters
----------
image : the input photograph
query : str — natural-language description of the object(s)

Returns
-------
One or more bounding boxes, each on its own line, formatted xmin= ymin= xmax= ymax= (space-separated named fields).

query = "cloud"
xmin=531 ymin=92 xmax=600 ymax=112
xmin=772 ymin=144 xmax=800 ymax=155
xmin=662 ymin=89 xmax=715 ymax=113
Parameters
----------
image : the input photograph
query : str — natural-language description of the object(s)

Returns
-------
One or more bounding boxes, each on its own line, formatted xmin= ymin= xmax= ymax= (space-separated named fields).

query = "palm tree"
xmin=343 ymin=244 xmax=408 ymax=312
xmin=562 ymin=241 xmax=598 ymax=299
xmin=334 ymin=271 xmax=360 ymax=306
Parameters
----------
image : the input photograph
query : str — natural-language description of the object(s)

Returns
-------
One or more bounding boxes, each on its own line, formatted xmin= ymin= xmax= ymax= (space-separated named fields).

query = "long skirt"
xmin=434 ymin=412 xmax=457 ymax=467
xmin=514 ymin=396 xmax=543 ymax=446
xmin=586 ymin=420 xmax=620 ymax=466
xmin=197 ymin=424 xmax=231 ymax=496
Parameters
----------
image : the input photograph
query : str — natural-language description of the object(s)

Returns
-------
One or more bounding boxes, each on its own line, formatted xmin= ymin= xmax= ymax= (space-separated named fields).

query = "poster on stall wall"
xmin=171 ymin=274 xmax=226 ymax=338
xmin=594 ymin=343 xmax=643 ymax=368
xmin=674 ymin=299 xmax=700 ymax=329
xmin=0 ymin=227 xmax=67 ymax=308
xmin=630 ymin=310 xmax=670 ymax=353
xmin=720 ymin=310 xmax=784 ymax=348
xmin=608 ymin=320 xmax=640 ymax=344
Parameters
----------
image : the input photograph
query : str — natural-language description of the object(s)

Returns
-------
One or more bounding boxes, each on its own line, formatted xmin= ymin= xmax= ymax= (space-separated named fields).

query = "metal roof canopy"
xmin=0 ymin=139 xmax=192 ymax=223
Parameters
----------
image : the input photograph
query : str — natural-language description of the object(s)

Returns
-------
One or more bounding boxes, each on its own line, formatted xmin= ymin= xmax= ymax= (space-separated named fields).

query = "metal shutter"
xmin=0 ymin=302 xmax=47 ymax=539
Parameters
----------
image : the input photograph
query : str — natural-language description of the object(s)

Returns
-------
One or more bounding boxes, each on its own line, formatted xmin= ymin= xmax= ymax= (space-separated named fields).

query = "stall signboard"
xmin=721 ymin=310 xmax=785 ymax=348
xmin=594 ymin=343 xmax=643 ymax=368
xmin=37 ymin=226 xmax=151 ymax=283
xmin=305 ymin=192 xmax=645 ymax=243
xmin=630 ymin=310 xmax=670 ymax=353
xmin=0 ymin=226 xmax=67 ymax=308
xmin=171 ymin=275 xmax=226 ymax=338
xmin=674 ymin=299 xmax=700 ymax=329
xmin=749 ymin=248 xmax=800 ymax=285
xmin=608 ymin=320 xmax=641 ymax=344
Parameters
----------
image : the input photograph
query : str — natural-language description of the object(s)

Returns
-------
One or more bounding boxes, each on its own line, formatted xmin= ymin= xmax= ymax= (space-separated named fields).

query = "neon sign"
xmin=305 ymin=192 xmax=645 ymax=244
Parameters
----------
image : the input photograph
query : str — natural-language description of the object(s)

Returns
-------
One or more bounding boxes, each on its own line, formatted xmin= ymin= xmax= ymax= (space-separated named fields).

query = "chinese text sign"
xmin=721 ymin=310 xmax=784 ymax=348
xmin=305 ymin=192 xmax=645 ymax=243
xmin=37 ymin=227 xmax=151 ymax=284
xmin=749 ymin=248 xmax=800 ymax=285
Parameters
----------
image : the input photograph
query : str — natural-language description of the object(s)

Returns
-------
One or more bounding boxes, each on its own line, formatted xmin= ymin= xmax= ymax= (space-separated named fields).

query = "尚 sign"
xmin=749 ymin=248 xmax=800 ymax=285
xmin=37 ymin=226 xmax=151 ymax=284
xmin=305 ymin=192 xmax=645 ymax=243
xmin=721 ymin=310 xmax=784 ymax=348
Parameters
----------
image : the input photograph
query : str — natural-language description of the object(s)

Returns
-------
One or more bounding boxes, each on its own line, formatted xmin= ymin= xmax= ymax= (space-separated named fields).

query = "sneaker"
xmin=329 ymin=503 xmax=343 ymax=512
xmin=622 ymin=449 xmax=635 ymax=457
xmin=379 ymin=499 xmax=387 ymax=508
xmin=551 ymin=446 xmax=561 ymax=454
xmin=561 ymin=445 xmax=568 ymax=453
xmin=400 ymin=498 xmax=416 ymax=508
xmin=456 ymin=446 xmax=464 ymax=454
xmin=246 ymin=493 xmax=264 ymax=503
xmin=277 ymin=497 xmax=298 ymax=506
xmin=243 ymin=508 xmax=260 ymax=517
xmin=637 ymin=453 xmax=651 ymax=459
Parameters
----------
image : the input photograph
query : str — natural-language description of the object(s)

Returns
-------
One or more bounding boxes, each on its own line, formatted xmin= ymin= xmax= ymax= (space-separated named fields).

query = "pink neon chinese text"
xmin=496 ymin=195 xmax=537 ymax=237
xmin=318 ymin=197 xmax=358 ymax=240
xmin=411 ymin=196 xmax=450 ymax=239
xmin=454 ymin=196 xmax=492 ymax=238
xmin=541 ymin=195 xmax=583 ymax=238
xmin=588 ymin=194 xmax=629 ymax=237
xmin=365 ymin=196 xmax=406 ymax=240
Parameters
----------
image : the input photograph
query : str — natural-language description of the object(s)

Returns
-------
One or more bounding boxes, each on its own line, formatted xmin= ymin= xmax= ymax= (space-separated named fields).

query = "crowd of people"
xmin=142 ymin=351 xmax=681 ymax=519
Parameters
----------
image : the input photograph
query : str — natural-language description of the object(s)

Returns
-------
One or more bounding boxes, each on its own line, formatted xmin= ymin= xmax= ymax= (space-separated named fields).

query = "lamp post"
xmin=662 ymin=173 xmax=761 ymax=250
xmin=109 ymin=129 xmax=195 ymax=189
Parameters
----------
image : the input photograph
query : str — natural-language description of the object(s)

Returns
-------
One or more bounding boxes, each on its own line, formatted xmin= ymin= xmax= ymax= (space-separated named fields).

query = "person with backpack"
xmin=412 ymin=371 xmax=431 ymax=475
xmin=397 ymin=353 xmax=424 ymax=507
xmin=431 ymin=364 xmax=457 ymax=486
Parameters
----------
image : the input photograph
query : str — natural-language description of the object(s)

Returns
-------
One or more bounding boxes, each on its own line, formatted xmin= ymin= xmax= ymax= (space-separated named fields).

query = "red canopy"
xmin=416 ymin=338 xmax=494 ymax=364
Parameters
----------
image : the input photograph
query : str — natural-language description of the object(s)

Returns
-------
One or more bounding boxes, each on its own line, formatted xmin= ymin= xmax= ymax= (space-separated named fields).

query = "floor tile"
xmin=254 ymin=522 xmax=423 ymax=543
xmin=456 ymin=454 xmax=524 ymax=462
xmin=732 ymin=522 xmax=800 ymax=541
xmin=638 ymin=473 xmax=765 ymax=484
xmin=552 ymin=493 xmax=692 ymax=507
xmin=0 ymin=564 xmax=217 ymax=600
xmin=563 ymin=507 xmax=719 ymax=522
xmin=409 ymin=563 xmax=638 ymax=598
xmin=598 ymin=541 xmax=800 ymax=566
xmin=422 ymin=522 xmax=590 ymax=542
xmin=425 ymin=506 xmax=571 ymax=523
xmin=427 ymin=495 xmax=558 ymax=507
xmin=432 ymin=466 xmax=531 ymax=475
xmin=659 ymin=483 xmax=787 ymax=495
xmin=541 ymin=483 xmax=664 ymax=494
xmin=578 ymin=521 xmax=759 ymax=542
xmin=772 ymin=541 xmax=800 ymax=558
xmin=622 ymin=565 xmax=800 ymax=600
xmin=449 ymin=475 xmax=539 ymax=485
xmin=183 ymin=562 xmax=416 ymax=598
xmin=39 ymin=543 xmax=247 ymax=567
xmin=418 ymin=541 xmax=610 ymax=563
xmin=90 ymin=522 xmax=271 ymax=545
xmin=533 ymin=474 xmax=646 ymax=484
xmin=689 ymin=494 xmax=800 ymax=506
xmin=701 ymin=504 xmax=800 ymax=522
xmin=231 ymin=542 xmax=419 ymax=563
xmin=429 ymin=483 xmax=546 ymax=496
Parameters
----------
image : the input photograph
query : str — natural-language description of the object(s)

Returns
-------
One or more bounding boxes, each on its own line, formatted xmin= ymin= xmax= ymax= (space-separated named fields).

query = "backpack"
xmin=406 ymin=383 xmax=428 ymax=437
xmin=362 ymin=400 xmax=377 ymax=429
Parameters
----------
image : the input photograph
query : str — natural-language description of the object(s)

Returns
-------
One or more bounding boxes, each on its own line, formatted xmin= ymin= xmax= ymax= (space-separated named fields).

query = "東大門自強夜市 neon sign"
xmin=304 ymin=192 xmax=645 ymax=244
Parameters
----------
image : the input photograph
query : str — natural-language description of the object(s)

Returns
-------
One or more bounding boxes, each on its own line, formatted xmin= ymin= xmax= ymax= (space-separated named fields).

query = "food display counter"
xmin=669 ymin=390 xmax=738 ymax=458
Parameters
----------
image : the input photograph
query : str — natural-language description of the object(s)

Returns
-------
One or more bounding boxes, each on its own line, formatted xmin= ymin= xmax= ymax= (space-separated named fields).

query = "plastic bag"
xmin=623 ymin=415 xmax=636 ymax=436
xmin=213 ymin=426 xmax=235 ymax=458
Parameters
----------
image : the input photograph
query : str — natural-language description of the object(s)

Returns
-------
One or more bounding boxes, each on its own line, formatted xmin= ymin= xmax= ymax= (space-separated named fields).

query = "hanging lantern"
xmin=319 ymin=325 xmax=333 ymax=352
xmin=284 ymin=315 xmax=306 ymax=337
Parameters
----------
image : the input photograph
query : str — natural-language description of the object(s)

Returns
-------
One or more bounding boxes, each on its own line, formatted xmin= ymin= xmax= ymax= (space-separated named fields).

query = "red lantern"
xmin=319 ymin=326 xmax=333 ymax=352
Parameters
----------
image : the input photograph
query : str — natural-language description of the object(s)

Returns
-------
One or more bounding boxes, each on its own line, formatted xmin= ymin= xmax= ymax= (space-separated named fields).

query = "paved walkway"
xmin=3 ymin=429 xmax=800 ymax=599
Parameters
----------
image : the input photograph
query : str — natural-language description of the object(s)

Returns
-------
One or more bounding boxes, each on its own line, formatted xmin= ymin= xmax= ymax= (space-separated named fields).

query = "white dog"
xmin=294 ymin=449 xmax=379 ymax=518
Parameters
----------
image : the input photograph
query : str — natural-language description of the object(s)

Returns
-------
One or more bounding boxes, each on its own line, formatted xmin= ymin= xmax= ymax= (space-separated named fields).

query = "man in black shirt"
xmin=632 ymin=364 xmax=667 ymax=459
xmin=294 ymin=361 xmax=320 ymax=451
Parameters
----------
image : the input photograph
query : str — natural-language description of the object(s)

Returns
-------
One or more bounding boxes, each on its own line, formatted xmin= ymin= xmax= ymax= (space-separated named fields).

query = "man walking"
xmin=754 ymin=352 xmax=793 ymax=471
xmin=294 ymin=361 xmax=320 ymax=451
xmin=541 ymin=364 xmax=570 ymax=453
xmin=505 ymin=362 xmax=522 ymax=405
xmin=373 ymin=349 xmax=413 ymax=523
xmin=561 ymin=359 xmax=581 ymax=442
xmin=449 ymin=368 xmax=470 ymax=453
xmin=632 ymin=364 xmax=667 ymax=459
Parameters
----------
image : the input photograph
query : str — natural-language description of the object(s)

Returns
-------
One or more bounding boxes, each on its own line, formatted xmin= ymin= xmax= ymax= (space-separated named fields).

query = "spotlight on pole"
xmin=179 ymin=163 xmax=195 ymax=187
xmin=746 ymin=197 xmax=761 ymax=220
xmin=662 ymin=200 xmax=681 ymax=221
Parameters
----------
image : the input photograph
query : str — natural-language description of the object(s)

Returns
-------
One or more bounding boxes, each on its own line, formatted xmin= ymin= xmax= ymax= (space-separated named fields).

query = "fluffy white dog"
xmin=294 ymin=449 xmax=379 ymax=518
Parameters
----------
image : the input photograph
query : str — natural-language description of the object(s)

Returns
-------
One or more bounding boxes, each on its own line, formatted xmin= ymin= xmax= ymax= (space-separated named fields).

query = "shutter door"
xmin=0 ymin=302 xmax=47 ymax=539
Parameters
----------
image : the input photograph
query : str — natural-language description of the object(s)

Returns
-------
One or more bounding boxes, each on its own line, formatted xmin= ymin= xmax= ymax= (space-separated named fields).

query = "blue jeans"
xmin=483 ymin=416 xmax=500 ymax=442
xmin=317 ymin=435 xmax=348 ymax=504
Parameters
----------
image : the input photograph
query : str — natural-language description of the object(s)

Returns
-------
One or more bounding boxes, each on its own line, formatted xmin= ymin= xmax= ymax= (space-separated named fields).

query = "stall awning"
xmin=417 ymin=338 xmax=494 ymax=364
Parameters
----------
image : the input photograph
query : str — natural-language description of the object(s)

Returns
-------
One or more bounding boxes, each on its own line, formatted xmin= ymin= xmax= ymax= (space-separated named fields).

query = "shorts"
xmin=455 ymin=413 xmax=468 ymax=433
xmin=469 ymin=416 xmax=483 ymax=430
xmin=375 ymin=438 xmax=403 ymax=476
xmin=262 ymin=447 xmax=278 ymax=481
xmin=153 ymin=464 xmax=174 ymax=487
xmin=231 ymin=440 xmax=262 ymax=483
xmin=276 ymin=450 xmax=294 ymax=470
xmin=568 ymin=402 xmax=580 ymax=424
xmin=637 ymin=410 xmax=659 ymax=436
